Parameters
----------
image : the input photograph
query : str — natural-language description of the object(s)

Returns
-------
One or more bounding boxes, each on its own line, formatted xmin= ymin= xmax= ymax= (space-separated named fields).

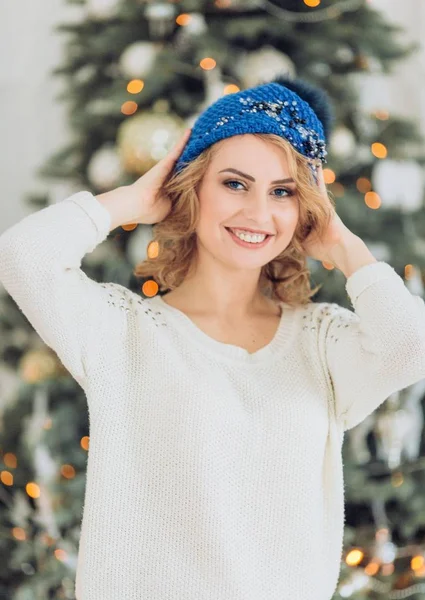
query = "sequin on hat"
xmin=174 ymin=77 xmax=334 ymax=185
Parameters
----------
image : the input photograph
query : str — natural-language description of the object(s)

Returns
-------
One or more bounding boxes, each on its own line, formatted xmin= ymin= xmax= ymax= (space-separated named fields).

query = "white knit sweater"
xmin=1 ymin=191 xmax=425 ymax=600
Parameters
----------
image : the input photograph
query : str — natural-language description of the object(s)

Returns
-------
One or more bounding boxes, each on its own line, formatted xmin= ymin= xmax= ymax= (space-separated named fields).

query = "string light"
xmin=405 ymin=264 xmax=416 ymax=279
xmin=391 ymin=471 xmax=404 ymax=487
xmin=122 ymin=223 xmax=138 ymax=231
xmin=12 ymin=527 xmax=26 ymax=541
xmin=356 ymin=177 xmax=372 ymax=193
xmin=26 ymin=482 xmax=40 ymax=499
xmin=215 ymin=0 xmax=232 ymax=8
xmin=142 ymin=280 xmax=159 ymax=297
xmin=224 ymin=84 xmax=240 ymax=94
xmin=364 ymin=560 xmax=380 ymax=576
xmin=54 ymin=548 xmax=67 ymax=562
xmin=371 ymin=142 xmax=387 ymax=158
xmin=60 ymin=464 xmax=76 ymax=479
xmin=346 ymin=548 xmax=364 ymax=566
xmin=262 ymin=0 xmax=363 ymax=23
xmin=374 ymin=109 xmax=390 ymax=120
xmin=121 ymin=101 xmax=138 ymax=116
xmin=147 ymin=240 xmax=159 ymax=259
xmin=127 ymin=80 xmax=144 ymax=94
xmin=176 ymin=13 xmax=191 ymax=26
xmin=365 ymin=191 xmax=381 ymax=209
xmin=411 ymin=555 xmax=425 ymax=571
xmin=200 ymin=57 xmax=216 ymax=70
xmin=323 ymin=168 xmax=335 ymax=184
xmin=3 ymin=453 xmax=17 ymax=468
xmin=1 ymin=470 xmax=13 ymax=485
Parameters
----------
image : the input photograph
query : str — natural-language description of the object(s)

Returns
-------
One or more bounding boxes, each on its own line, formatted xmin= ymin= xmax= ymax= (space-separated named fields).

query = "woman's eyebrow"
xmin=218 ymin=168 xmax=294 ymax=185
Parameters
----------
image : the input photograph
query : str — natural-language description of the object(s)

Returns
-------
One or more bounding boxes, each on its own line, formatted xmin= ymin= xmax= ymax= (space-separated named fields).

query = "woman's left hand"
xmin=301 ymin=162 xmax=355 ymax=264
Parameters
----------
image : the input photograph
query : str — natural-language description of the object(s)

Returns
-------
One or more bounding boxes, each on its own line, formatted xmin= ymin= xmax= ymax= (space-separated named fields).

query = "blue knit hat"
xmin=174 ymin=75 xmax=335 ymax=184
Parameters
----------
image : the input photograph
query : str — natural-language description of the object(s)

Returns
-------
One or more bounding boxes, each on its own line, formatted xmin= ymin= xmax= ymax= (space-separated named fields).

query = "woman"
xmin=1 ymin=76 xmax=425 ymax=600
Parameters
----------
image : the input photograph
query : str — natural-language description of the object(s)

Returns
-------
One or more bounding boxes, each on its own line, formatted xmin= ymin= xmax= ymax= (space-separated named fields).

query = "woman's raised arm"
xmin=0 ymin=129 xmax=191 ymax=389
xmin=0 ymin=191 xmax=126 ymax=389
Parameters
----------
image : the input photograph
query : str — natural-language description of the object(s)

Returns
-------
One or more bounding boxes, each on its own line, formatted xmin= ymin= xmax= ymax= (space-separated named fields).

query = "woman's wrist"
xmin=95 ymin=186 xmax=138 ymax=231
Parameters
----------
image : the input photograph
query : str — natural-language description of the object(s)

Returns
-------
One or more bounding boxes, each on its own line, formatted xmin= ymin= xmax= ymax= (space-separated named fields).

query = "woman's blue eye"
xmin=223 ymin=180 xmax=293 ymax=198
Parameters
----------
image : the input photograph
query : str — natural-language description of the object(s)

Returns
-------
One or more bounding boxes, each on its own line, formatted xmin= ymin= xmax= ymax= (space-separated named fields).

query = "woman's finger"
xmin=173 ymin=128 xmax=192 ymax=153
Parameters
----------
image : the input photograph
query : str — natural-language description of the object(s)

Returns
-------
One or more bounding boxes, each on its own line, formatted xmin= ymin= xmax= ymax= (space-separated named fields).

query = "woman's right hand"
xmin=125 ymin=127 xmax=192 ymax=225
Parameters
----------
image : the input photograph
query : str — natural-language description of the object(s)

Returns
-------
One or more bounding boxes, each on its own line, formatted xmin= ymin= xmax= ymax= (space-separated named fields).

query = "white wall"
xmin=0 ymin=0 xmax=424 ymax=233
xmin=0 ymin=0 xmax=72 ymax=229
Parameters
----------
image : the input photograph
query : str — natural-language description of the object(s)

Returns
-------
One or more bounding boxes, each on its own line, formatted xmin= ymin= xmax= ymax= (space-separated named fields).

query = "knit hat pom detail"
xmin=269 ymin=74 xmax=335 ymax=141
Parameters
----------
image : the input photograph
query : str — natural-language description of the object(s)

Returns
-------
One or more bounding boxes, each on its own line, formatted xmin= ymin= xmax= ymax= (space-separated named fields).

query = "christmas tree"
xmin=2 ymin=0 xmax=425 ymax=598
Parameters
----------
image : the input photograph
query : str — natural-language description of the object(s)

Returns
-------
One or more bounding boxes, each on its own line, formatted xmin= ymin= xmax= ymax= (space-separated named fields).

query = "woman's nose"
xmin=243 ymin=196 xmax=272 ymax=224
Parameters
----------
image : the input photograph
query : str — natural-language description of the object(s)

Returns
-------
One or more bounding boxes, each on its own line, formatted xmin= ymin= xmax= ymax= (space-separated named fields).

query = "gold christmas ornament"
xmin=19 ymin=349 xmax=60 ymax=384
xmin=354 ymin=54 xmax=369 ymax=70
xmin=117 ymin=110 xmax=186 ymax=175
xmin=237 ymin=46 xmax=296 ymax=89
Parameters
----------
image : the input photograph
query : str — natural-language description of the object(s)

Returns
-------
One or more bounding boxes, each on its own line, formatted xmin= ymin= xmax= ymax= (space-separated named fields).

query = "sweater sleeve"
xmin=318 ymin=261 xmax=425 ymax=431
xmin=0 ymin=190 xmax=122 ymax=390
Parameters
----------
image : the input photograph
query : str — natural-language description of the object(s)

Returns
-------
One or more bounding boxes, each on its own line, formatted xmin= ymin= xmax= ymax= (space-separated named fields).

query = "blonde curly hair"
xmin=133 ymin=133 xmax=335 ymax=308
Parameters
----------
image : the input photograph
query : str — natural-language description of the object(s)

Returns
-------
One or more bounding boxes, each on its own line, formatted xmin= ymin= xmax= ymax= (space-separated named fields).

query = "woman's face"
xmin=194 ymin=134 xmax=300 ymax=271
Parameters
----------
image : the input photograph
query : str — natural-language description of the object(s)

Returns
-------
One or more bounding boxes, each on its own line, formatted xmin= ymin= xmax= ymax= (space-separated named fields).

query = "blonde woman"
xmin=1 ymin=77 xmax=425 ymax=600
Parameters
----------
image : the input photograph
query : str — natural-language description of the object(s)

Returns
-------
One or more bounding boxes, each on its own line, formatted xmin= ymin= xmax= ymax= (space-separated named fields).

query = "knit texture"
xmin=174 ymin=79 xmax=328 ymax=174
xmin=1 ymin=191 xmax=425 ymax=600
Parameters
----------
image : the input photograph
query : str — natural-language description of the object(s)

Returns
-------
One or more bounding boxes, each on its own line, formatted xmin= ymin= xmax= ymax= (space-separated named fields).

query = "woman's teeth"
xmin=229 ymin=229 xmax=267 ymax=243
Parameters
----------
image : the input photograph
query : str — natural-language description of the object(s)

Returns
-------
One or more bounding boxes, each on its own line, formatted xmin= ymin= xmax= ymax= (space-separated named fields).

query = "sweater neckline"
xmin=151 ymin=295 xmax=297 ymax=364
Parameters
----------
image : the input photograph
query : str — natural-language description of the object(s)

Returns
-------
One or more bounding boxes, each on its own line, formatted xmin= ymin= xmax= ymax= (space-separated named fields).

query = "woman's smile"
xmin=224 ymin=227 xmax=273 ymax=249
